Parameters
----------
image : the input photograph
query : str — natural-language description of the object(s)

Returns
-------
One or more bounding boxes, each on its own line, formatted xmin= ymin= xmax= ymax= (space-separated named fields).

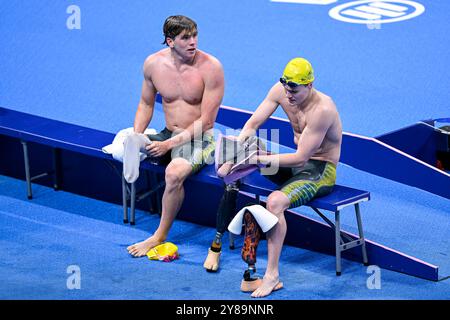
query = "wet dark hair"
xmin=162 ymin=15 xmax=198 ymax=46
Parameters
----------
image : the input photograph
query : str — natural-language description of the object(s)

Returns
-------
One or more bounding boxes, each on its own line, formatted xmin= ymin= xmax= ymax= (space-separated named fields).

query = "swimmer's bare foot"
xmin=127 ymin=236 xmax=163 ymax=257
xmin=251 ymin=275 xmax=283 ymax=298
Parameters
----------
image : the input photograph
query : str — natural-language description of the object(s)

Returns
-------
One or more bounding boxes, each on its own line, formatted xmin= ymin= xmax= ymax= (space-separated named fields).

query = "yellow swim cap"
xmin=281 ymin=58 xmax=314 ymax=85
xmin=147 ymin=242 xmax=179 ymax=262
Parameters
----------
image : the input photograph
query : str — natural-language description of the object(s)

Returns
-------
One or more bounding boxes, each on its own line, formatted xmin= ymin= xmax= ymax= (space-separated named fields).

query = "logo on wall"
xmin=329 ymin=1 xmax=425 ymax=24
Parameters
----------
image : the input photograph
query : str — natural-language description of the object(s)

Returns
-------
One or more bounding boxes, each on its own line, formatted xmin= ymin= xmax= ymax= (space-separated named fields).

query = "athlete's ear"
xmin=307 ymin=82 xmax=313 ymax=89
xmin=166 ymin=37 xmax=175 ymax=48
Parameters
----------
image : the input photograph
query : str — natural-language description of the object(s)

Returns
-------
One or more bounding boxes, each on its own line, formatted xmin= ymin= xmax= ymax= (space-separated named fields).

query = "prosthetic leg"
xmin=239 ymin=207 xmax=284 ymax=292
xmin=203 ymin=182 xmax=239 ymax=272
xmin=240 ymin=209 xmax=262 ymax=291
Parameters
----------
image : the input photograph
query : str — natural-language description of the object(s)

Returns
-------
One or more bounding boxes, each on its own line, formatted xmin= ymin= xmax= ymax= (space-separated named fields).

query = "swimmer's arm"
xmin=134 ymin=71 xmax=157 ymax=134
xmin=239 ymin=83 xmax=280 ymax=141
xmin=166 ymin=58 xmax=225 ymax=149
xmin=257 ymin=108 xmax=332 ymax=168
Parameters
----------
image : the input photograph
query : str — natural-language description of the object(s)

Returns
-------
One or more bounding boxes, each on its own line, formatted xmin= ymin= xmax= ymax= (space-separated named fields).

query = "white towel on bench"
xmin=102 ymin=127 xmax=157 ymax=162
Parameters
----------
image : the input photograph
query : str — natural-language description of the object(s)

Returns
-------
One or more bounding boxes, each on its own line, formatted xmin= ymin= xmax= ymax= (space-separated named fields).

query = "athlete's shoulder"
xmin=197 ymin=50 xmax=223 ymax=70
xmin=267 ymin=82 xmax=285 ymax=103
xmin=196 ymin=51 xmax=224 ymax=85
xmin=143 ymin=49 xmax=169 ymax=69
xmin=316 ymin=90 xmax=337 ymax=112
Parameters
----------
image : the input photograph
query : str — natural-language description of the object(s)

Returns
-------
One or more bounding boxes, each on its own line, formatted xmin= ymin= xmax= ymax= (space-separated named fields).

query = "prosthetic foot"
xmin=240 ymin=267 xmax=259 ymax=292
xmin=240 ymin=268 xmax=284 ymax=292
xmin=203 ymin=248 xmax=221 ymax=272
xmin=203 ymin=235 xmax=222 ymax=272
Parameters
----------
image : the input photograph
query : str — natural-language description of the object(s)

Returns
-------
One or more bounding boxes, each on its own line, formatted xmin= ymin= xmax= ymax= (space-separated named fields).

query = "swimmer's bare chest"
xmin=151 ymin=65 xmax=205 ymax=104
xmin=151 ymin=66 xmax=205 ymax=129
xmin=280 ymin=103 xmax=306 ymax=143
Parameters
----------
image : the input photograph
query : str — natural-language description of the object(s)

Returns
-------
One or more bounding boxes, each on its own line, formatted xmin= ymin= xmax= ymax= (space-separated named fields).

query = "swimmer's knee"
xmin=165 ymin=159 xmax=191 ymax=186
xmin=165 ymin=168 xmax=183 ymax=187
xmin=267 ymin=191 xmax=290 ymax=215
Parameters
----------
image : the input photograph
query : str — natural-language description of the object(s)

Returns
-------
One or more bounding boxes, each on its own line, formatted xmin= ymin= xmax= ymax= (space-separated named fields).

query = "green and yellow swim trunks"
xmin=147 ymin=127 xmax=215 ymax=174
xmin=267 ymin=159 xmax=336 ymax=208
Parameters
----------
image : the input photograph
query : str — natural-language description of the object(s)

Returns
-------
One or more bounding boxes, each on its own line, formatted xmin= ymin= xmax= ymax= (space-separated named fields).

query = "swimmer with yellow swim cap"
xmin=203 ymin=58 xmax=317 ymax=274
xmin=225 ymin=58 xmax=343 ymax=298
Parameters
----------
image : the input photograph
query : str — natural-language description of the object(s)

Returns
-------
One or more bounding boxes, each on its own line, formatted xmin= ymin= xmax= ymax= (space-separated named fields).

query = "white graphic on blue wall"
xmin=328 ymin=1 xmax=425 ymax=24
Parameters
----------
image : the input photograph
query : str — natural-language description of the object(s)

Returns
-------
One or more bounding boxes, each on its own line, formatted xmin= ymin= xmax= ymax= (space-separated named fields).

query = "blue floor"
xmin=1 ymin=1 xmax=449 ymax=299
xmin=1 ymin=173 xmax=449 ymax=300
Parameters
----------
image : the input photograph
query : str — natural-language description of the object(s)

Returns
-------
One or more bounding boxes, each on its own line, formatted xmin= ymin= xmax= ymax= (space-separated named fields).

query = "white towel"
xmin=228 ymin=204 xmax=278 ymax=235
xmin=102 ymin=127 xmax=156 ymax=162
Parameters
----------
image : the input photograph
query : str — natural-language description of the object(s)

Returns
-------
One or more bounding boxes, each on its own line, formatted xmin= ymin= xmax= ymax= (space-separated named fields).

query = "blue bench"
xmin=0 ymin=106 xmax=370 ymax=276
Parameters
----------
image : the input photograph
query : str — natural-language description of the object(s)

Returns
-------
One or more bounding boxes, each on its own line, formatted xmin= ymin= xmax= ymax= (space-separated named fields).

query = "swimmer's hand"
xmin=217 ymin=162 xmax=234 ymax=177
xmin=255 ymin=153 xmax=272 ymax=167
xmin=146 ymin=140 xmax=171 ymax=157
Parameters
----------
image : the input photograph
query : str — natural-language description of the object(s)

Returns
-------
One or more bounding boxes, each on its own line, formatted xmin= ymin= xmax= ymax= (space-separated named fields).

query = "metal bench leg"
xmin=155 ymin=173 xmax=163 ymax=215
xmin=130 ymin=182 xmax=136 ymax=225
xmin=122 ymin=175 xmax=129 ymax=223
xmin=229 ymin=232 xmax=235 ymax=250
xmin=355 ymin=203 xmax=369 ymax=266
xmin=149 ymin=171 xmax=162 ymax=215
xmin=335 ymin=210 xmax=342 ymax=276
xmin=52 ymin=148 xmax=62 ymax=190
xmin=21 ymin=141 xmax=32 ymax=199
